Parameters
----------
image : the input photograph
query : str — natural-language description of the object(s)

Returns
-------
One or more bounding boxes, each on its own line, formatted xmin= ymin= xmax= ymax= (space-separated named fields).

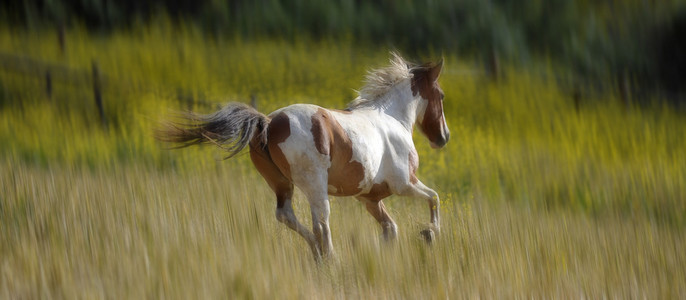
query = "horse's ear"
xmin=429 ymin=58 xmax=444 ymax=82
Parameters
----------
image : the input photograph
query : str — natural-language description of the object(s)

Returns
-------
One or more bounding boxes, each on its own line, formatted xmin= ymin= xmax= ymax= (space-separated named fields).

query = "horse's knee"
xmin=309 ymin=198 xmax=330 ymax=219
xmin=425 ymin=190 xmax=439 ymax=205
xmin=275 ymin=207 xmax=295 ymax=227
xmin=420 ymin=189 xmax=441 ymax=230
xmin=275 ymin=207 xmax=286 ymax=222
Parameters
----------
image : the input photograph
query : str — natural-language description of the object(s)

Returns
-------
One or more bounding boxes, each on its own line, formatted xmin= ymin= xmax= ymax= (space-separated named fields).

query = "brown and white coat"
xmin=158 ymin=53 xmax=449 ymax=260
xmin=250 ymin=54 xmax=449 ymax=258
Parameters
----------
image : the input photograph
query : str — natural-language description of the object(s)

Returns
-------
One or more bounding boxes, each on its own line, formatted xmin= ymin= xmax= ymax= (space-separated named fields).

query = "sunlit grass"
xmin=1 ymin=159 xmax=684 ymax=298
xmin=1 ymin=21 xmax=685 ymax=297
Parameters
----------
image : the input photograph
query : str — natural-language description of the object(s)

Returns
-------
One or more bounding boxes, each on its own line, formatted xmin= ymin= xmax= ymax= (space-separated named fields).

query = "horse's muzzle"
xmin=430 ymin=131 xmax=450 ymax=149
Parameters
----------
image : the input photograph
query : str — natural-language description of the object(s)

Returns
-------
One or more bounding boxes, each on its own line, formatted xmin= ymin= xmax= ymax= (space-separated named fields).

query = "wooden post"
xmin=487 ymin=47 xmax=500 ymax=82
xmin=572 ymin=85 xmax=581 ymax=114
xmin=58 ymin=23 xmax=65 ymax=56
xmin=92 ymin=61 xmax=107 ymax=129
xmin=618 ymin=71 xmax=630 ymax=112
xmin=45 ymin=71 xmax=52 ymax=99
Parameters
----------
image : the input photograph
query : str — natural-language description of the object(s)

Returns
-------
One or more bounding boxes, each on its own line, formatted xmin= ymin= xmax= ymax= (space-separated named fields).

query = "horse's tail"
xmin=155 ymin=102 xmax=269 ymax=158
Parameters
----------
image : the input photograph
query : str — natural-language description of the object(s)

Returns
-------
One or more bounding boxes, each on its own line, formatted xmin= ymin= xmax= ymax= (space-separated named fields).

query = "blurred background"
xmin=3 ymin=0 xmax=686 ymax=104
xmin=1 ymin=0 xmax=685 ymax=298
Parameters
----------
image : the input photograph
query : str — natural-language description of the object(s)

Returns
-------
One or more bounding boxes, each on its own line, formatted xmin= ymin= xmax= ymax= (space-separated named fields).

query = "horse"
xmin=155 ymin=53 xmax=449 ymax=260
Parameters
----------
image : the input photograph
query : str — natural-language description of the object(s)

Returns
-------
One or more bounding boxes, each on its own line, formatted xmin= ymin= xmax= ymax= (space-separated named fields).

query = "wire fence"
xmin=1 ymin=48 xmax=630 ymax=130
xmin=0 ymin=51 xmax=228 ymax=130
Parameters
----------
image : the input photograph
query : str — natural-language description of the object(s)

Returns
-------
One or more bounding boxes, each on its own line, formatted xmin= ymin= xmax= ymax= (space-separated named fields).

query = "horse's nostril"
xmin=431 ymin=134 xmax=449 ymax=149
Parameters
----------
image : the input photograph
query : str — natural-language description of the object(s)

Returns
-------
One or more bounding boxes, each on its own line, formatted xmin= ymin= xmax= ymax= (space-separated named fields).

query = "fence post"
xmin=58 ymin=23 xmax=65 ymax=56
xmin=487 ymin=47 xmax=500 ymax=82
xmin=45 ymin=71 xmax=52 ymax=99
xmin=618 ymin=71 xmax=631 ymax=112
xmin=91 ymin=61 xmax=107 ymax=129
xmin=572 ymin=83 xmax=582 ymax=114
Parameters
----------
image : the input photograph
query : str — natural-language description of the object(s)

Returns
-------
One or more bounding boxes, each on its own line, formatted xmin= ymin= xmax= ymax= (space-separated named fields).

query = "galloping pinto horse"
xmin=156 ymin=53 xmax=449 ymax=260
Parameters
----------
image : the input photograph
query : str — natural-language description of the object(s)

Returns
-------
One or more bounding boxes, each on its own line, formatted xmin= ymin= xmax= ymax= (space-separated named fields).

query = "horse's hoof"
xmin=420 ymin=228 xmax=435 ymax=244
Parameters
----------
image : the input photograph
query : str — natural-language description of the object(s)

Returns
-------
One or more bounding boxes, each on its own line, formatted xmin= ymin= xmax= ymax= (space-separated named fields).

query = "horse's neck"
xmin=378 ymin=83 xmax=420 ymax=132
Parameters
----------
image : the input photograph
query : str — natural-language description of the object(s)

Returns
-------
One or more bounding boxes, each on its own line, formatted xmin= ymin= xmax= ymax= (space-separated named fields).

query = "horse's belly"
xmin=325 ymin=143 xmax=379 ymax=196
xmin=326 ymin=168 xmax=374 ymax=197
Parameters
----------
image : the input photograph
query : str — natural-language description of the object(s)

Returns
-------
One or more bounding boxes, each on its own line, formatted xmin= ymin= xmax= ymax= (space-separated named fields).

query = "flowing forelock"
xmin=347 ymin=52 xmax=413 ymax=109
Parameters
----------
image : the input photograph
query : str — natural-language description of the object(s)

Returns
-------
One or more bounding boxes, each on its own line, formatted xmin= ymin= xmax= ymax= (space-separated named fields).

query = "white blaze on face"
xmin=415 ymin=98 xmax=428 ymax=130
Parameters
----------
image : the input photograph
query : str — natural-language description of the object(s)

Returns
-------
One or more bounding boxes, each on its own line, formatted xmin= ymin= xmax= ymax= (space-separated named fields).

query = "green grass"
xmin=1 ymin=21 xmax=685 ymax=297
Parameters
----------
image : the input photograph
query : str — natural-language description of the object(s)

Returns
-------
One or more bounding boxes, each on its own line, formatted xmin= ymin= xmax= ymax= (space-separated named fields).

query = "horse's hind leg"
xmin=249 ymin=147 xmax=320 ymax=259
xmin=307 ymin=193 xmax=334 ymax=258
xmin=276 ymin=197 xmax=320 ymax=258
xmin=358 ymin=198 xmax=398 ymax=240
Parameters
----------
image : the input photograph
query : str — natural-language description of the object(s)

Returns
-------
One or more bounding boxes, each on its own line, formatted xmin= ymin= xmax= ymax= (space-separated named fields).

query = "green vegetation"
xmin=1 ymin=20 xmax=685 ymax=297
xmin=5 ymin=0 xmax=686 ymax=102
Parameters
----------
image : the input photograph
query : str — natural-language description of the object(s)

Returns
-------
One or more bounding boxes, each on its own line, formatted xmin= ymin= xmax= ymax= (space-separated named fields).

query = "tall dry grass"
xmin=2 ymin=159 xmax=684 ymax=298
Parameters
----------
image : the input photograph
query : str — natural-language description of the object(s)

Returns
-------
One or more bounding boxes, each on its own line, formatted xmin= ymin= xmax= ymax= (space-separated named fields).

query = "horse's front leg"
xmin=358 ymin=198 xmax=398 ymax=241
xmin=402 ymin=180 xmax=440 ymax=243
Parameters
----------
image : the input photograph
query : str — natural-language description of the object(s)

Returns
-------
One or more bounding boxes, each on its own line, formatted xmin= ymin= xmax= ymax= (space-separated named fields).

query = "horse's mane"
xmin=347 ymin=52 xmax=413 ymax=110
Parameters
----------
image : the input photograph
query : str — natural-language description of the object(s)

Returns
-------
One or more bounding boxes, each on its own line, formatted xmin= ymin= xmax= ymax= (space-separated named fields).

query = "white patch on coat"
xmin=270 ymin=105 xmax=331 ymax=197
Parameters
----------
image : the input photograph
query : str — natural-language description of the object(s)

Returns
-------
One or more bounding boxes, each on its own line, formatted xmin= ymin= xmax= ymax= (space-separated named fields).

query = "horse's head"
xmin=411 ymin=59 xmax=450 ymax=148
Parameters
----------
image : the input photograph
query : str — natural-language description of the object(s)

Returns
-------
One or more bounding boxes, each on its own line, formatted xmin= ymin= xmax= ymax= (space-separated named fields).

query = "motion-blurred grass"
xmin=1 ymin=21 xmax=685 ymax=297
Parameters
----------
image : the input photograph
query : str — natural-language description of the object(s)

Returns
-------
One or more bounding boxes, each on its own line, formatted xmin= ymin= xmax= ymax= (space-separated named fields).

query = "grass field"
xmin=3 ymin=159 xmax=685 ymax=298
xmin=1 ymin=22 xmax=685 ymax=298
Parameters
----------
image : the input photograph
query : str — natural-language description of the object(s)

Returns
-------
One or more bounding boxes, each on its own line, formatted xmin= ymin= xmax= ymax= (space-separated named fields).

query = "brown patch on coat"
xmin=311 ymin=110 xmax=330 ymax=156
xmin=408 ymin=150 xmax=419 ymax=184
xmin=249 ymin=142 xmax=293 ymax=209
xmin=411 ymin=62 xmax=447 ymax=146
xmin=267 ymin=112 xmax=292 ymax=179
xmin=357 ymin=182 xmax=391 ymax=202
xmin=311 ymin=110 xmax=354 ymax=156
xmin=310 ymin=108 xmax=365 ymax=196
